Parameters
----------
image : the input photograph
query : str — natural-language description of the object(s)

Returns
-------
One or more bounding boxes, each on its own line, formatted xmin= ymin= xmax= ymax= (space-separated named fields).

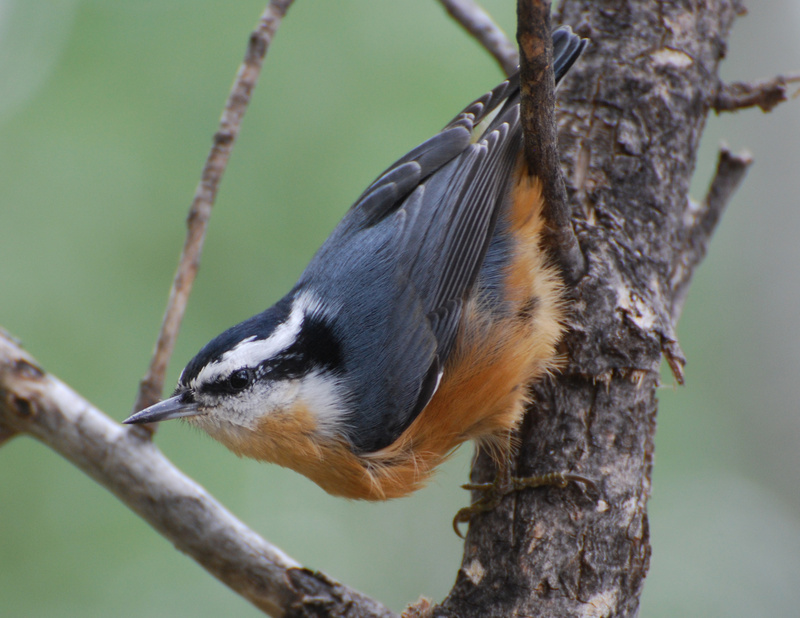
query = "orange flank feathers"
xmin=220 ymin=167 xmax=566 ymax=500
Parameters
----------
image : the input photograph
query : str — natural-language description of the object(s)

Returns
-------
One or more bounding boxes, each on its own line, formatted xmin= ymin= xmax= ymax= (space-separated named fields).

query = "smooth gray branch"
xmin=0 ymin=331 xmax=396 ymax=618
xmin=437 ymin=0 xmax=519 ymax=75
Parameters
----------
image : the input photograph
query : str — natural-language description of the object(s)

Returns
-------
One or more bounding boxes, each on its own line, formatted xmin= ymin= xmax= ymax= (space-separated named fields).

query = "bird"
xmin=125 ymin=27 xmax=587 ymax=507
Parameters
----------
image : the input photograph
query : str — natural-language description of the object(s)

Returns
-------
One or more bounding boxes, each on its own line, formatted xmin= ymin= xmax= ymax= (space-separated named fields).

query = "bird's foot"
xmin=452 ymin=471 xmax=596 ymax=538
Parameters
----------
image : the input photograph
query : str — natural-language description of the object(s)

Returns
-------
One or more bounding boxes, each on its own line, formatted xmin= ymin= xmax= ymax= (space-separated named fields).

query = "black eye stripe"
xmin=199 ymin=368 xmax=252 ymax=395
xmin=228 ymin=369 xmax=251 ymax=391
xmin=247 ymin=315 xmax=343 ymax=382
xmin=258 ymin=353 xmax=305 ymax=381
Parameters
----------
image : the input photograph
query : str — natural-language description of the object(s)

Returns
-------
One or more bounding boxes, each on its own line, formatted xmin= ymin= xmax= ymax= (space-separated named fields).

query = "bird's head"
xmin=123 ymin=292 xmax=349 ymax=446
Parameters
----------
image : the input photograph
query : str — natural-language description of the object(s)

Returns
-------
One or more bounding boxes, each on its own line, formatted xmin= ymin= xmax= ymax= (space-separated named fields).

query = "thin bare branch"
xmin=516 ymin=0 xmax=585 ymax=282
xmin=133 ymin=0 xmax=296 ymax=418
xmin=437 ymin=0 xmax=519 ymax=76
xmin=714 ymin=73 xmax=800 ymax=113
xmin=670 ymin=145 xmax=752 ymax=321
xmin=0 ymin=331 xmax=397 ymax=618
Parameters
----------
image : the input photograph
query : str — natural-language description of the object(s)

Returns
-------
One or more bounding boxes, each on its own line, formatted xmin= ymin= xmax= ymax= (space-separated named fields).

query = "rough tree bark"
xmin=437 ymin=1 xmax=748 ymax=616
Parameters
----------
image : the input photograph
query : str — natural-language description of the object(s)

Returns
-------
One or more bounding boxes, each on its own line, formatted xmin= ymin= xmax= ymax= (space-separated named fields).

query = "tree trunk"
xmin=438 ymin=1 xmax=746 ymax=616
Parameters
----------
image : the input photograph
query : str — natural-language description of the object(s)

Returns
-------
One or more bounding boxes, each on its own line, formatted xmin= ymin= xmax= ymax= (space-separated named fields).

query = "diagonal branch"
xmin=670 ymin=145 xmax=753 ymax=321
xmin=133 ymin=0 xmax=296 ymax=419
xmin=0 ymin=331 xmax=397 ymax=618
xmin=436 ymin=0 xmax=519 ymax=76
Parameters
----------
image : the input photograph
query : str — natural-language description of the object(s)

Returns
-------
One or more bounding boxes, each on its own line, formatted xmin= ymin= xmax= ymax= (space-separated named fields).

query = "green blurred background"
xmin=1 ymin=1 xmax=799 ymax=615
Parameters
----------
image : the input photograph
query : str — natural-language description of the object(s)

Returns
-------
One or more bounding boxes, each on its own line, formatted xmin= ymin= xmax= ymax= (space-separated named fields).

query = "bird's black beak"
xmin=123 ymin=393 xmax=200 ymax=425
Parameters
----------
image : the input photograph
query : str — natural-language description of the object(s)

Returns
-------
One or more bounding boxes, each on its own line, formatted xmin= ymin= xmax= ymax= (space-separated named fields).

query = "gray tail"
xmin=552 ymin=26 xmax=588 ymax=84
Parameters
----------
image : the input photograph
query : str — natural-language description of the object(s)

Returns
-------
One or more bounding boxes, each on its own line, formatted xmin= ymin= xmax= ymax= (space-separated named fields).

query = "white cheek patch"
xmin=190 ymin=372 xmax=347 ymax=439
xmin=297 ymin=371 xmax=349 ymax=438
xmin=185 ymin=290 xmax=346 ymax=436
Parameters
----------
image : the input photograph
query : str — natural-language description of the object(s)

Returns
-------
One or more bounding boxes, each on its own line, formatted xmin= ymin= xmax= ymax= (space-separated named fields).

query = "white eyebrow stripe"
xmin=190 ymin=291 xmax=330 ymax=389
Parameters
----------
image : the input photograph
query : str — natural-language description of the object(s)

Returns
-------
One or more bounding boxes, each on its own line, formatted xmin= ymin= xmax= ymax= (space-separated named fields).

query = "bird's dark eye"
xmin=227 ymin=369 xmax=251 ymax=391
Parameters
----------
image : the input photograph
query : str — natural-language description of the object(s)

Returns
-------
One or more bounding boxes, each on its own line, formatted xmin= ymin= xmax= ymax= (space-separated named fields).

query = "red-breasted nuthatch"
xmin=125 ymin=28 xmax=587 ymax=502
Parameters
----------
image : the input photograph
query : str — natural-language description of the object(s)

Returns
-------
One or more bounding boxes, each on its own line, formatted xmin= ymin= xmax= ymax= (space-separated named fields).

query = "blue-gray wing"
xmin=339 ymin=26 xmax=586 ymax=365
xmin=296 ymin=28 xmax=586 ymax=452
xmin=297 ymin=82 xmax=522 ymax=452
xmin=339 ymin=75 xmax=523 ymax=353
